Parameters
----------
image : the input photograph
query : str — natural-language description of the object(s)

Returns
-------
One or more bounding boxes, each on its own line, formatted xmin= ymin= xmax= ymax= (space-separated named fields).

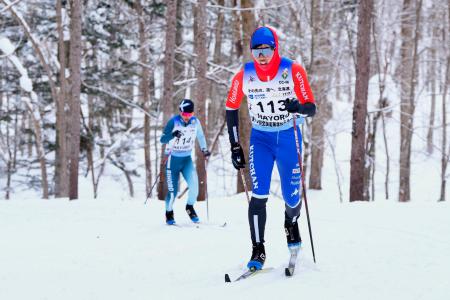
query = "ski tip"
xmin=285 ymin=268 xmax=293 ymax=277
xmin=225 ymin=274 xmax=231 ymax=283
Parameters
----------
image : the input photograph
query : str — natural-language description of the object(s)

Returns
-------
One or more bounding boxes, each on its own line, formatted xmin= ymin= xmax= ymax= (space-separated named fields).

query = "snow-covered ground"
xmin=1 ymin=90 xmax=449 ymax=299
xmin=1 ymin=191 xmax=449 ymax=300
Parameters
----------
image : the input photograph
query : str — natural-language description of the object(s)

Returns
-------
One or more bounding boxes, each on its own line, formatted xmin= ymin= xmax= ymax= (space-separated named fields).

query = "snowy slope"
xmin=1 ymin=193 xmax=449 ymax=300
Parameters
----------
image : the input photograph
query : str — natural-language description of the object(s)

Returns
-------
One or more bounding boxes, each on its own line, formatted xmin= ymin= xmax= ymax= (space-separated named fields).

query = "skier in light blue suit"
xmin=160 ymin=99 xmax=210 ymax=225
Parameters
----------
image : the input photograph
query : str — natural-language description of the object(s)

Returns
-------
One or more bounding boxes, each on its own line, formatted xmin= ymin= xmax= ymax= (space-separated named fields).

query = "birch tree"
xmin=399 ymin=0 xmax=422 ymax=202
xmin=55 ymin=0 xmax=68 ymax=197
xmin=68 ymin=0 xmax=83 ymax=200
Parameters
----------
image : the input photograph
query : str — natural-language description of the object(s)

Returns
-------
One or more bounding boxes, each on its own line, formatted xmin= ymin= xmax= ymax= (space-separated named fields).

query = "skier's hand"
xmin=298 ymin=102 xmax=316 ymax=117
xmin=172 ymin=130 xmax=182 ymax=138
xmin=285 ymin=98 xmax=316 ymax=117
xmin=286 ymin=98 xmax=301 ymax=113
xmin=230 ymin=143 xmax=246 ymax=170
xmin=202 ymin=149 xmax=211 ymax=158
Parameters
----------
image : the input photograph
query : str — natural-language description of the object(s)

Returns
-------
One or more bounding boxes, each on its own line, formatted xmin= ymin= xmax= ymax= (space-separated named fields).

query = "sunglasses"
xmin=251 ymin=47 xmax=274 ymax=57
xmin=181 ymin=112 xmax=194 ymax=117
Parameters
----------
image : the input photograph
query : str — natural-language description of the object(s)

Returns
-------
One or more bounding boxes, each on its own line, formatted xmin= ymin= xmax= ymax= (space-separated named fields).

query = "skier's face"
xmin=252 ymin=44 xmax=274 ymax=65
xmin=180 ymin=112 xmax=194 ymax=122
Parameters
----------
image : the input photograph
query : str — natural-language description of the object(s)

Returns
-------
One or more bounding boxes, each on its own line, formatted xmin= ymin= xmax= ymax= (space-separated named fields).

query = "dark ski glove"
xmin=202 ymin=149 xmax=211 ymax=158
xmin=231 ymin=143 xmax=246 ymax=170
xmin=285 ymin=99 xmax=316 ymax=117
xmin=172 ymin=130 xmax=182 ymax=138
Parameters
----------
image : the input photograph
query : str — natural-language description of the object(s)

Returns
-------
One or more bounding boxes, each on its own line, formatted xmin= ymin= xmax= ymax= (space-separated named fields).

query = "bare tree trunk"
xmin=426 ymin=6 xmax=439 ymax=155
xmin=365 ymin=10 xmax=392 ymax=201
xmin=439 ymin=55 xmax=450 ymax=201
xmin=208 ymin=0 xmax=225 ymax=137
xmin=399 ymin=0 xmax=422 ymax=202
xmin=86 ymin=93 xmax=96 ymax=197
xmin=350 ymin=0 xmax=373 ymax=202
xmin=237 ymin=0 xmax=255 ymax=194
xmin=158 ymin=0 xmax=177 ymax=200
xmin=173 ymin=0 xmax=185 ymax=108
xmin=135 ymin=0 xmax=152 ymax=199
xmin=194 ymin=0 xmax=208 ymax=201
xmin=232 ymin=0 xmax=243 ymax=60
xmin=55 ymin=0 xmax=68 ymax=198
xmin=93 ymin=120 xmax=106 ymax=199
xmin=27 ymin=115 xmax=33 ymax=157
xmin=308 ymin=0 xmax=333 ymax=190
xmin=109 ymin=158 xmax=134 ymax=198
xmin=12 ymin=101 xmax=18 ymax=170
xmin=68 ymin=0 xmax=83 ymax=200
xmin=30 ymin=109 xmax=49 ymax=199
xmin=5 ymin=95 xmax=12 ymax=200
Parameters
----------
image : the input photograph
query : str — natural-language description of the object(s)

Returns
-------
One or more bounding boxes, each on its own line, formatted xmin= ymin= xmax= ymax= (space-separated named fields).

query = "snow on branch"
xmin=94 ymin=124 xmax=142 ymax=169
xmin=0 ymin=35 xmax=45 ymax=158
xmin=0 ymin=0 xmax=22 ymax=14
xmin=186 ymin=0 xmax=290 ymax=11
xmin=1 ymin=0 xmax=58 ymax=103
xmin=82 ymin=81 xmax=158 ymax=119
xmin=175 ymin=47 xmax=240 ymax=75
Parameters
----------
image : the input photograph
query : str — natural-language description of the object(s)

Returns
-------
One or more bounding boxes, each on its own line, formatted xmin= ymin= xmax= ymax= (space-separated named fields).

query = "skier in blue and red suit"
xmin=225 ymin=26 xmax=316 ymax=270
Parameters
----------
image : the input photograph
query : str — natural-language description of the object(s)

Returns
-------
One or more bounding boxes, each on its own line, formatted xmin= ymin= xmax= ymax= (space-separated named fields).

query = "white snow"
xmin=0 ymin=36 xmax=33 ymax=93
xmin=0 ymin=191 xmax=449 ymax=300
xmin=0 ymin=36 xmax=16 ymax=56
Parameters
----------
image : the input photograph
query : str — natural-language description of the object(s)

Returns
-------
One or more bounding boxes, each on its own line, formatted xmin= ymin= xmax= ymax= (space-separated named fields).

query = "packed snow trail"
xmin=0 ymin=193 xmax=449 ymax=300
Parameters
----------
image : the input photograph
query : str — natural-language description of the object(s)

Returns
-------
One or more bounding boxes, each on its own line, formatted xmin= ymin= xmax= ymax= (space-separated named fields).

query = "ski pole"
xmin=144 ymin=174 xmax=161 ymax=205
xmin=239 ymin=168 xmax=251 ymax=203
xmin=205 ymin=157 xmax=209 ymax=222
xmin=144 ymin=139 xmax=177 ymax=205
xmin=292 ymin=115 xmax=317 ymax=263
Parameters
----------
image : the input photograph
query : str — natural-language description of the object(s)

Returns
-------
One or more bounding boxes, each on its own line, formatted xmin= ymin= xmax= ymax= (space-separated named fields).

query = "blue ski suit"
xmin=160 ymin=115 xmax=207 ymax=212
xmin=226 ymin=26 xmax=316 ymax=246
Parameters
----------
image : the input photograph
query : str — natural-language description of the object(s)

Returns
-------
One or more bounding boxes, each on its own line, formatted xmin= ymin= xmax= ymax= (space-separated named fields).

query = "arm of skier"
xmin=290 ymin=63 xmax=316 ymax=117
xmin=226 ymin=70 xmax=244 ymax=145
xmin=160 ymin=117 xmax=176 ymax=144
xmin=226 ymin=70 xmax=246 ymax=169
xmin=196 ymin=120 xmax=208 ymax=153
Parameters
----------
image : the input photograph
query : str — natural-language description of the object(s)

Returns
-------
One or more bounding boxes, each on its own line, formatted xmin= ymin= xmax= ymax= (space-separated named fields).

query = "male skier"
xmin=161 ymin=99 xmax=210 ymax=225
xmin=225 ymin=26 xmax=316 ymax=270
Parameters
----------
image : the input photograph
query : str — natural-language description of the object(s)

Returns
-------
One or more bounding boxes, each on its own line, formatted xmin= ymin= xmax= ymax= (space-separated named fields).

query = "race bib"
xmin=171 ymin=125 xmax=196 ymax=152
xmin=243 ymin=58 xmax=296 ymax=128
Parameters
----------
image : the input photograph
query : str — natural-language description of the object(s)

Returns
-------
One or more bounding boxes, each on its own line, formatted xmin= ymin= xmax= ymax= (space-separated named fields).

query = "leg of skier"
xmin=165 ymin=155 xmax=182 ymax=225
xmin=182 ymin=157 xmax=200 ymax=223
xmin=276 ymin=126 xmax=303 ymax=250
xmin=247 ymin=129 xmax=276 ymax=270
xmin=276 ymin=126 xmax=303 ymax=276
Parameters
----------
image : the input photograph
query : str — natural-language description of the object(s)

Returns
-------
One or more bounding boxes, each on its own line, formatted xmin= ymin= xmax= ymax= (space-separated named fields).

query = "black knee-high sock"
xmin=284 ymin=204 xmax=302 ymax=244
xmin=248 ymin=197 xmax=267 ymax=245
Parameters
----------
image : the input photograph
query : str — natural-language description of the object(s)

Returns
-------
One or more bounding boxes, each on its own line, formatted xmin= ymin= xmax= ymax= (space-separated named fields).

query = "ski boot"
xmin=285 ymin=219 xmax=302 ymax=276
xmin=247 ymin=243 xmax=266 ymax=271
xmin=285 ymin=219 xmax=302 ymax=252
xmin=165 ymin=210 xmax=176 ymax=225
xmin=185 ymin=204 xmax=199 ymax=223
